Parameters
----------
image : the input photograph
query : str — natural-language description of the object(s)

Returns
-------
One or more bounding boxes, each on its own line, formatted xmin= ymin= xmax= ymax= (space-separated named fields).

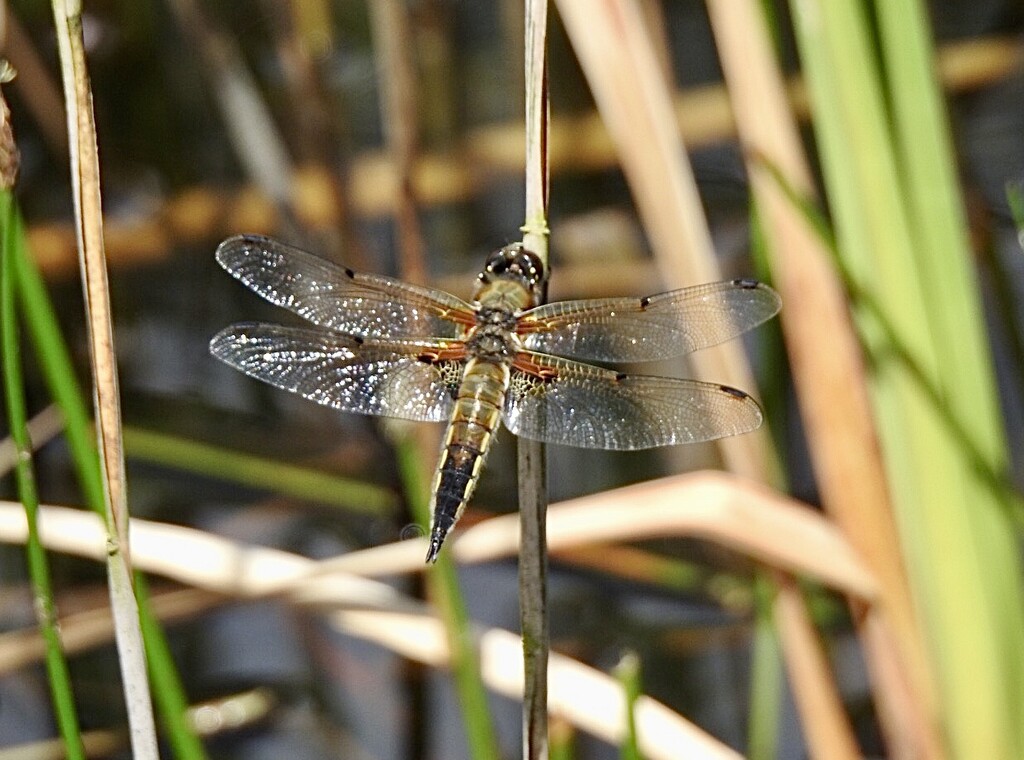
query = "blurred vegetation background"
xmin=0 ymin=1 xmax=1023 ymax=759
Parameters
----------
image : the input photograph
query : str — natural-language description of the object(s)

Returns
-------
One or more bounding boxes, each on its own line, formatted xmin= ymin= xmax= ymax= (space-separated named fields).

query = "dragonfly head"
xmin=477 ymin=243 xmax=546 ymax=301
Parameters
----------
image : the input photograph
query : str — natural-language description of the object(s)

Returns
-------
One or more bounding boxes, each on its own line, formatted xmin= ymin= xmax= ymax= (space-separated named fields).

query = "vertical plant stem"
xmin=135 ymin=572 xmax=209 ymax=760
xmin=745 ymin=577 xmax=782 ymax=760
xmin=520 ymin=1 xmax=550 ymax=759
xmin=50 ymin=1 xmax=158 ymax=755
xmin=613 ymin=651 xmax=642 ymax=760
xmin=1 ymin=190 xmax=86 ymax=758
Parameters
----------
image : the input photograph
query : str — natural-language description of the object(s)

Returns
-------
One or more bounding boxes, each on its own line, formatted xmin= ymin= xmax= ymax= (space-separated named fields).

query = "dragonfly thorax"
xmin=466 ymin=320 xmax=520 ymax=362
xmin=468 ymin=279 xmax=531 ymax=362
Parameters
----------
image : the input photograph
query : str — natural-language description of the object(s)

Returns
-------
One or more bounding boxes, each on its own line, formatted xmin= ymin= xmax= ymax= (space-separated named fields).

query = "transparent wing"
xmin=210 ymin=322 xmax=464 ymax=422
xmin=518 ymin=279 xmax=780 ymax=363
xmin=216 ymin=234 xmax=476 ymax=340
xmin=503 ymin=351 xmax=762 ymax=450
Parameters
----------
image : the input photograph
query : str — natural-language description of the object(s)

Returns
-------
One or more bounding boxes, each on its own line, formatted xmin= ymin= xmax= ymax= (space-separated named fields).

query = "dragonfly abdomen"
xmin=426 ymin=359 xmax=509 ymax=563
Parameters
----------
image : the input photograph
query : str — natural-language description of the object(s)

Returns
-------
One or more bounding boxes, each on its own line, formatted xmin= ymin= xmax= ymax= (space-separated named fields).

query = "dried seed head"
xmin=0 ymin=61 xmax=20 ymax=191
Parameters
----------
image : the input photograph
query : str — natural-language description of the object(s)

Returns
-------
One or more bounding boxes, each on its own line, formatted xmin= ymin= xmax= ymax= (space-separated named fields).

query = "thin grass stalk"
xmin=11 ymin=218 xmax=104 ymax=515
xmin=134 ymin=573 xmax=209 ymax=760
xmin=745 ymin=577 xmax=782 ymax=760
xmin=520 ymin=1 xmax=551 ymax=759
xmin=369 ymin=0 xmax=428 ymax=285
xmin=613 ymin=651 xmax=642 ymax=760
xmin=49 ymin=1 xmax=157 ymax=754
xmin=1008 ymin=182 xmax=1024 ymax=237
xmin=0 ymin=405 xmax=64 ymax=476
xmin=165 ymin=0 xmax=294 ymax=217
xmin=121 ymin=426 xmax=396 ymax=514
xmin=1005 ymin=181 xmax=1024 ymax=393
xmin=371 ymin=2 xmax=500 ymax=756
xmin=744 ymin=211 xmax=787 ymax=760
xmin=3 ymin=14 xmax=68 ymax=155
xmin=1 ymin=146 xmax=86 ymax=759
xmin=791 ymin=2 xmax=1022 ymax=757
xmin=978 ymin=221 xmax=1024 ymax=392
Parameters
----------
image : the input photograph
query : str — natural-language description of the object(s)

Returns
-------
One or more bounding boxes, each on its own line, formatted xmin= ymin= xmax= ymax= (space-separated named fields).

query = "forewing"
xmin=210 ymin=322 xmax=463 ymax=422
xmin=518 ymin=279 xmax=780 ymax=362
xmin=503 ymin=351 xmax=762 ymax=450
xmin=216 ymin=234 xmax=475 ymax=339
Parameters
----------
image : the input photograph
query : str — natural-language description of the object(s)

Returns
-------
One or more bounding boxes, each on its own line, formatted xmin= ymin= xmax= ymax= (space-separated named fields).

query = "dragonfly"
xmin=210 ymin=235 xmax=781 ymax=562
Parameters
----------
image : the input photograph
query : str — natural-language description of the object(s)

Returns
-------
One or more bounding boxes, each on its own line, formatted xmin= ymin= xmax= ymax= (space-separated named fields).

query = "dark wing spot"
xmin=615 ymin=372 xmax=627 ymax=382
xmin=344 ymin=267 xmax=356 ymax=279
xmin=732 ymin=278 xmax=760 ymax=289
xmin=718 ymin=384 xmax=750 ymax=399
xmin=639 ymin=295 xmax=651 ymax=309
xmin=352 ymin=335 xmax=364 ymax=345
xmin=417 ymin=352 xmax=438 ymax=363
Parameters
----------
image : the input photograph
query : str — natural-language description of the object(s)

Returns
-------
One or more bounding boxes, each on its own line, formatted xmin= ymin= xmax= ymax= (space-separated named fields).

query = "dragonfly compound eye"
xmin=513 ymin=250 xmax=545 ymax=288
xmin=481 ymin=244 xmax=545 ymax=289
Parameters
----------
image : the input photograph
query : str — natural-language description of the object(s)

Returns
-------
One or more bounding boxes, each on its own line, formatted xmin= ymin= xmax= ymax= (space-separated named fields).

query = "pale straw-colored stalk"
xmin=49 ymin=1 xmax=157 ymax=755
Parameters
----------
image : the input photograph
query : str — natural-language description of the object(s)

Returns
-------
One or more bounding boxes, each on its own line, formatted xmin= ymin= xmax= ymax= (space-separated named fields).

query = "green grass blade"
xmin=10 ymin=208 xmax=105 ymax=515
xmin=2 ymin=190 xmax=86 ymax=760
xmin=757 ymin=153 xmax=1021 ymax=521
xmin=746 ymin=576 xmax=782 ymax=760
xmin=614 ymin=651 xmax=642 ymax=760
xmin=548 ymin=719 xmax=576 ymax=760
xmin=1008 ymin=181 xmax=1024 ymax=236
xmin=121 ymin=426 xmax=397 ymax=515
xmin=135 ymin=572 xmax=209 ymax=760
xmin=877 ymin=0 xmax=1009 ymax=465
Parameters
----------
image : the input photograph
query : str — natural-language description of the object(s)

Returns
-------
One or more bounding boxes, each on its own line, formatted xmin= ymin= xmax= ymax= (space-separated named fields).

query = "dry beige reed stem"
xmin=50 ymin=0 xmax=157 ymax=754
